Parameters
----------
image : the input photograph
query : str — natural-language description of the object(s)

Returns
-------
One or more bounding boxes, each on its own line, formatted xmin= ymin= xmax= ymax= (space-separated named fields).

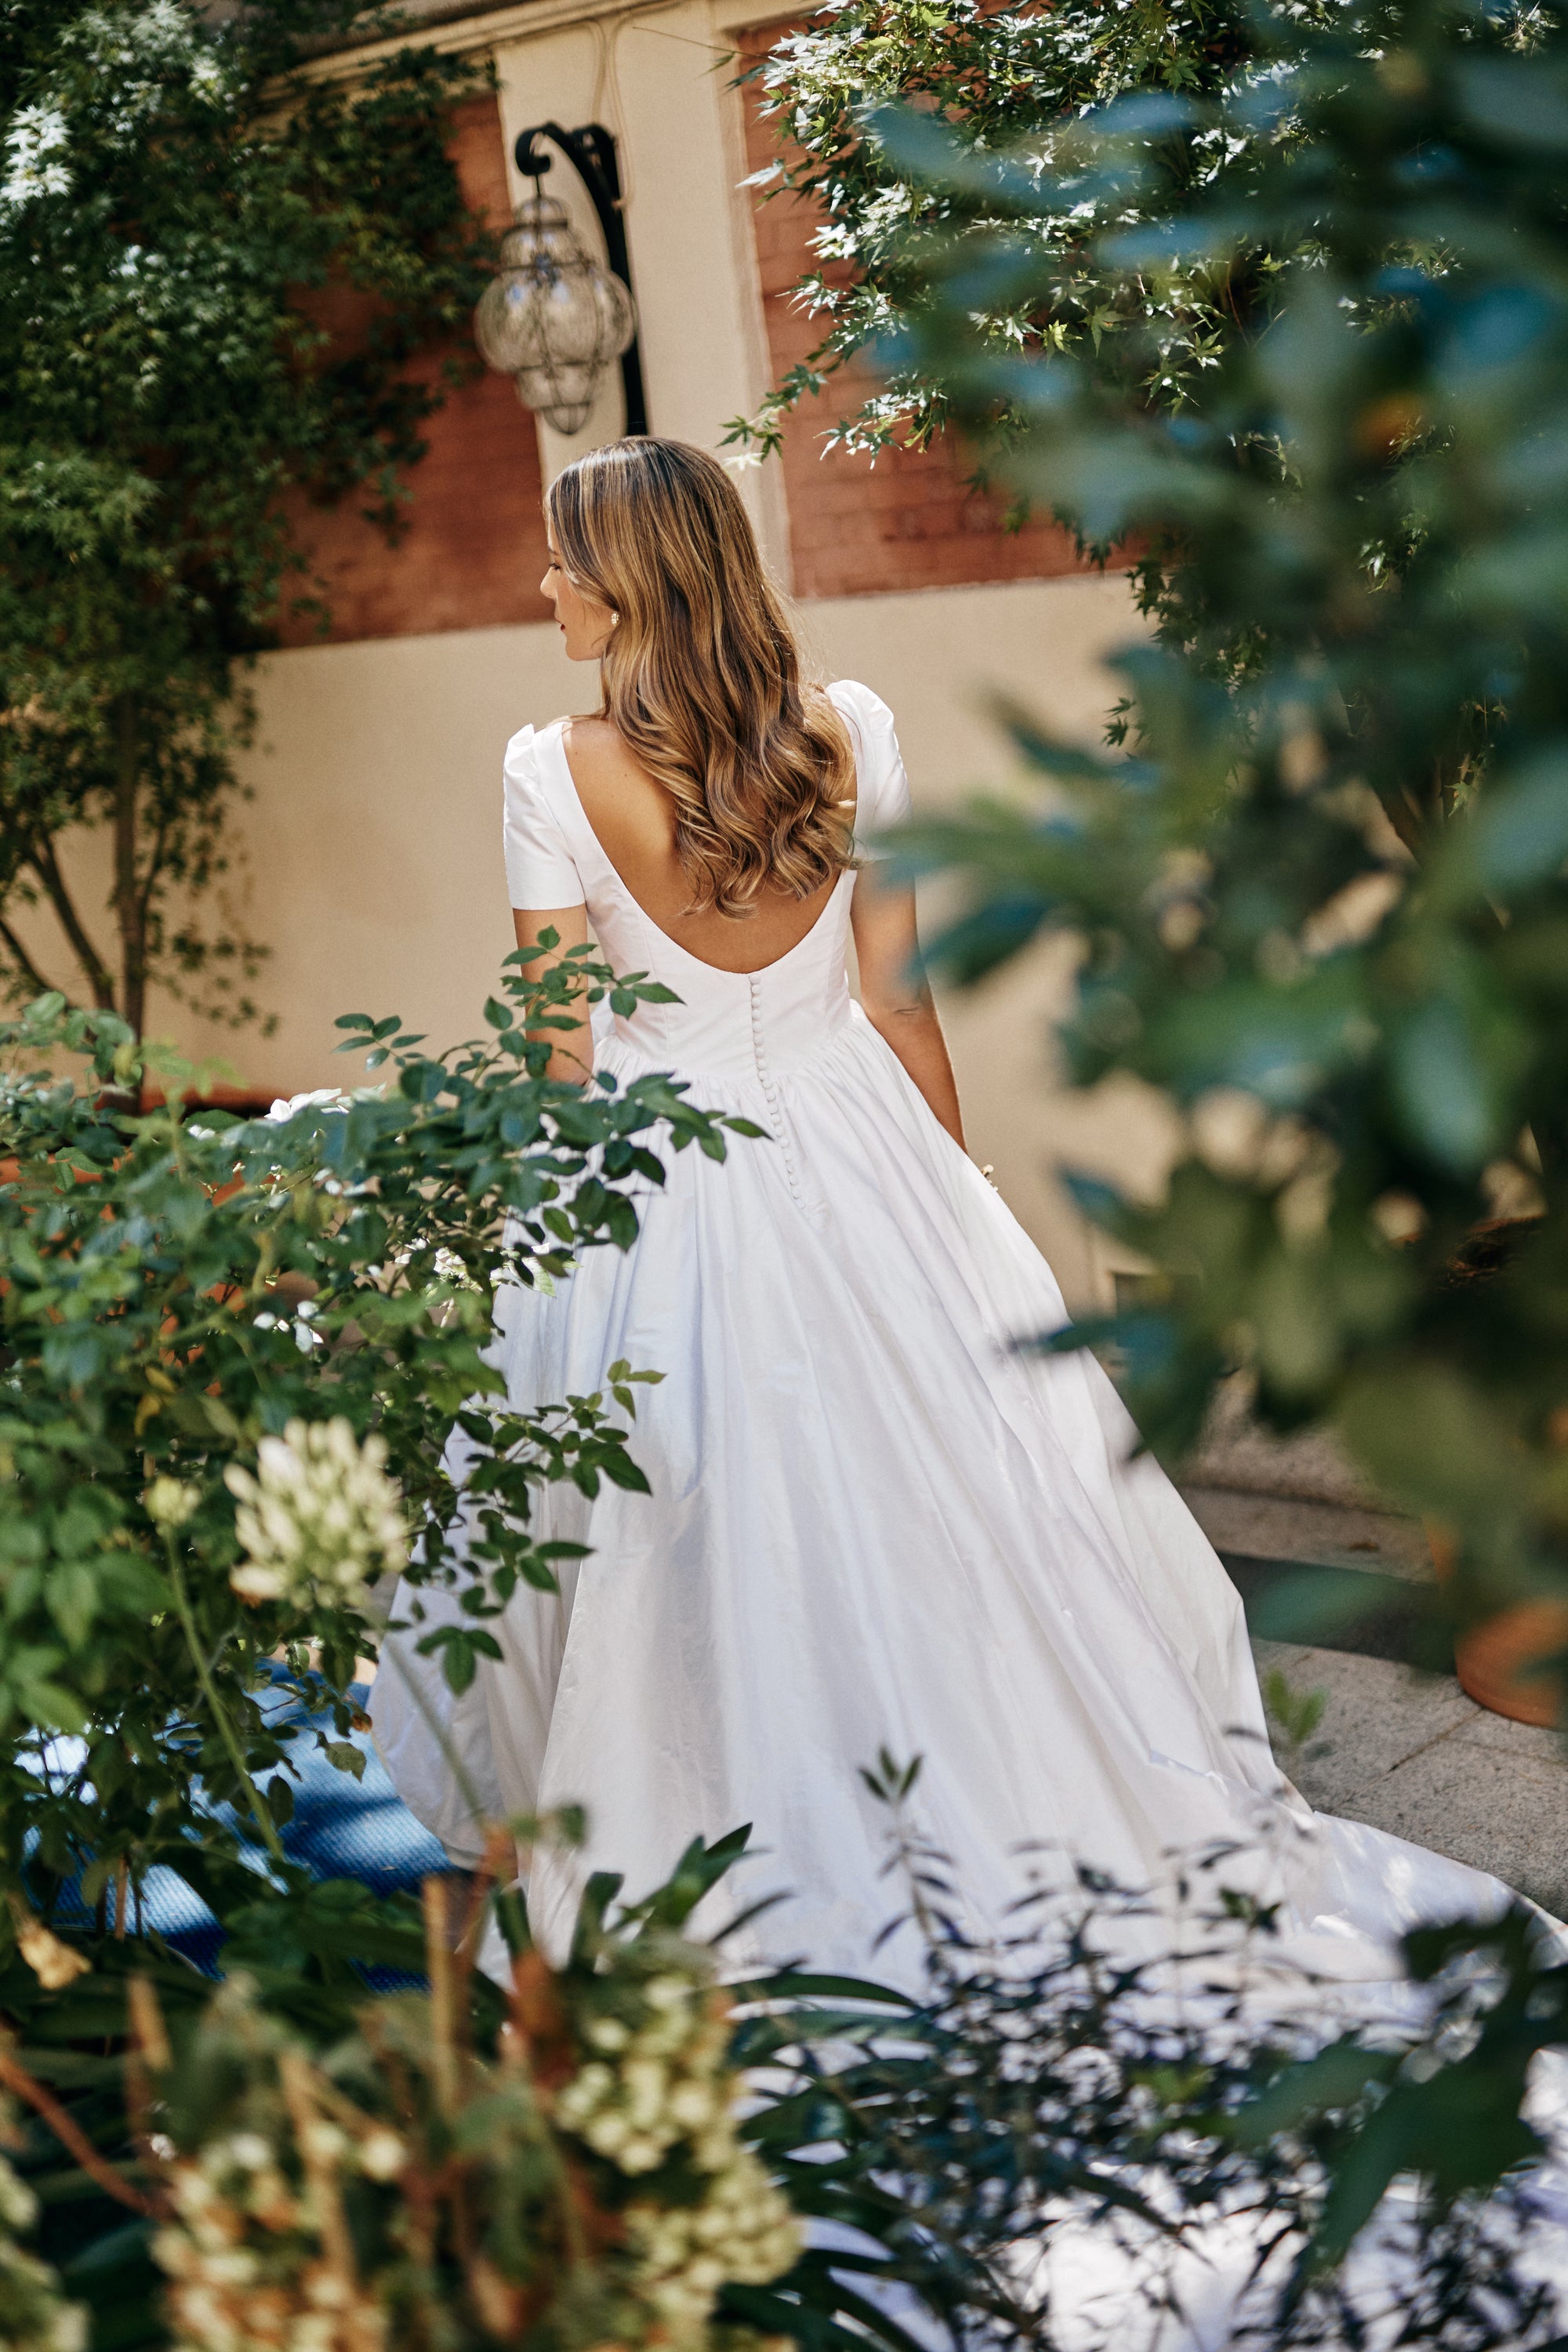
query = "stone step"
xmin=1183 ymin=1482 xmax=1433 ymax=1581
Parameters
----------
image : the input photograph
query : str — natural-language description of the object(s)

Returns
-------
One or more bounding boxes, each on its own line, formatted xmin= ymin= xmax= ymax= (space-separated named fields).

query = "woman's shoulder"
xmin=822 ymin=681 xmax=910 ymax=840
xmin=509 ymin=712 xmax=621 ymax=771
xmin=504 ymin=713 xmax=567 ymax=764
xmin=823 ymin=677 xmax=896 ymax=731
xmin=557 ymin=712 xmax=619 ymax=763
xmin=502 ymin=719 xmax=585 ymax=906
xmin=504 ymin=716 xmax=585 ymax=814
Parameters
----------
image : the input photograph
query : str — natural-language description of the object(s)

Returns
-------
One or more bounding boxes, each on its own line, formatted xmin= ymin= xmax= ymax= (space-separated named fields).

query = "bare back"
xmin=561 ymin=715 xmax=852 ymax=976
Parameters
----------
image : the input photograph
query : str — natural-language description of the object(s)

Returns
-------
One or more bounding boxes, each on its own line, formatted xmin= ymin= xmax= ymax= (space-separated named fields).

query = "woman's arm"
xmin=850 ymin=876 xmax=966 ymax=1150
xmin=513 ymin=902 xmax=593 ymax=1084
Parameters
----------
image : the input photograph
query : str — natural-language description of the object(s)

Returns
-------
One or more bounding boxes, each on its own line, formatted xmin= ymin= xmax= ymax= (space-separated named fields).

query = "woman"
xmin=371 ymin=437 xmax=1529 ymax=1996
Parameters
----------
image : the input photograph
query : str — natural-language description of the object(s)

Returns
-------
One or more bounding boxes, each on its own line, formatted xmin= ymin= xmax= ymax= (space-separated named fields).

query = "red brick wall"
xmin=275 ymin=94 xmax=553 ymax=648
xmin=739 ymin=23 xmax=1091 ymax=600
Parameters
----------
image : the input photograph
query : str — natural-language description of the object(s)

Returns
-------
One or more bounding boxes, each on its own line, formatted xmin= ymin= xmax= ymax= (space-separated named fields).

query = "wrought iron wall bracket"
xmin=514 ymin=123 xmax=648 ymax=437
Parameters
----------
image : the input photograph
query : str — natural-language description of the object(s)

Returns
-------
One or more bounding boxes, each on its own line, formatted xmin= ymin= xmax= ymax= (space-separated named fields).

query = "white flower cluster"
xmin=0 ymin=2122 xmax=87 ymax=2352
xmin=68 ymin=0 xmax=228 ymax=95
xmin=384 ymin=1242 xmax=481 ymax=1294
xmin=5 ymin=4 xmax=234 ymax=219
xmin=625 ymin=2160 xmax=800 ymax=2345
xmin=265 ymin=1089 xmax=350 ymax=1125
xmin=226 ymin=1419 xmax=406 ymax=1610
xmin=187 ymin=53 xmax=227 ymax=103
xmin=145 ymin=1476 xmax=200 ymax=1532
xmin=430 ymin=1247 xmax=479 ymax=1293
xmin=3 ymin=106 xmax=70 ymax=211
xmin=554 ymin=1972 xmax=800 ymax=2344
xmin=144 ymin=1949 xmax=794 ymax=2352
xmin=556 ymin=1974 xmax=734 ymax=2173
xmin=154 ymin=2123 xmax=394 ymax=2352
xmin=145 ymin=1980 xmax=404 ymax=2352
xmin=252 ymin=1299 xmax=321 ymax=1355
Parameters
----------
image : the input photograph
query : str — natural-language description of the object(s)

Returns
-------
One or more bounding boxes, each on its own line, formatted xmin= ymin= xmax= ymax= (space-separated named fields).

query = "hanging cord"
xmin=587 ymin=0 xmax=742 ymax=216
xmin=590 ymin=13 xmax=635 ymax=208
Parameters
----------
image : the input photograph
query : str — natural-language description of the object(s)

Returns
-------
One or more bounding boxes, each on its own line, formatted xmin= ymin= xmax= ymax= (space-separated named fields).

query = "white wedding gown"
xmin=372 ymin=679 xmax=1541 ymax=1996
xmin=372 ymin=678 xmax=1568 ymax=2342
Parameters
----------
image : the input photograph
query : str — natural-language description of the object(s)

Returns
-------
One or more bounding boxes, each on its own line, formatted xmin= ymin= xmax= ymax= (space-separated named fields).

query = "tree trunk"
xmin=0 ymin=914 xmax=52 ymax=998
xmin=28 ymin=839 xmax=117 ymax=1013
xmin=112 ymin=695 xmax=146 ymax=1037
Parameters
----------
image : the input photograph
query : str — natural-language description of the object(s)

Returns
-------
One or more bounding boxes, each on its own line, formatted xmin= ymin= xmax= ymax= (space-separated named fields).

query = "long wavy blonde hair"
xmin=546 ymin=438 xmax=855 ymax=918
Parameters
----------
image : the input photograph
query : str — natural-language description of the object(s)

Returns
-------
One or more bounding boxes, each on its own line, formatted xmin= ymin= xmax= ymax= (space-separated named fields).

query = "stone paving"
xmin=1181 ymin=1476 xmax=1568 ymax=1917
xmin=1251 ymin=1636 xmax=1568 ymax=1915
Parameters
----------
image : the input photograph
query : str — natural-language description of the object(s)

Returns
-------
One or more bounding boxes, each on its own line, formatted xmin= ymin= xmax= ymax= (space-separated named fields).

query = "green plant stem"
xmin=164 ymin=1534 xmax=288 ymax=1868
xmin=387 ymin=1646 xmax=532 ymax=1955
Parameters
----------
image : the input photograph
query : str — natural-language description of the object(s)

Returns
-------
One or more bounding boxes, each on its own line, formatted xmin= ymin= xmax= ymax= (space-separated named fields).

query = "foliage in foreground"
xmin=0 ymin=1833 xmax=812 ymax=2352
xmin=729 ymin=0 xmax=1290 ymax=477
xmin=0 ymin=950 xmax=759 ymax=1953
xmin=0 ymin=0 xmax=497 ymax=1033
xmin=5 ymin=1813 xmax=1568 ymax=2352
xmin=742 ymin=1786 xmax=1568 ymax=2351
xmin=754 ymin=0 xmax=1568 ymax=1652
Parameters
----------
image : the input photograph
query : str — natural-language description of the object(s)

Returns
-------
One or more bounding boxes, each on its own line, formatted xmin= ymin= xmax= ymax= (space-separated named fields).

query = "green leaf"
xmin=1387 ymin=990 xmax=1521 ymax=1174
xmin=45 ymin=1561 xmax=97 ymax=1649
xmin=597 ymin=1447 xmax=652 ymax=1494
xmin=18 ymin=1678 xmax=89 ymax=1736
xmin=1445 ymin=753 xmax=1568 ymax=899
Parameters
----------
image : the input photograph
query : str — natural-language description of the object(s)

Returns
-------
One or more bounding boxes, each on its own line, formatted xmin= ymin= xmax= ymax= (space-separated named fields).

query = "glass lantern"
xmin=474 ymin=188 xmax=637 ymax=437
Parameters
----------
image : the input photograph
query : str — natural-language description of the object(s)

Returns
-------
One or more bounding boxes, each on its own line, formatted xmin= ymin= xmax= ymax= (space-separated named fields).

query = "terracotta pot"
xmin=1428 ymin=1522 xmax=1568 ymax=1728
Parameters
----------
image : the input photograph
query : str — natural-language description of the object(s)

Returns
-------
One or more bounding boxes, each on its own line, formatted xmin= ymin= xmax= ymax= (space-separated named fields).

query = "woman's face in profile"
xmin=541 ymin=537 xmax=615 ymax=662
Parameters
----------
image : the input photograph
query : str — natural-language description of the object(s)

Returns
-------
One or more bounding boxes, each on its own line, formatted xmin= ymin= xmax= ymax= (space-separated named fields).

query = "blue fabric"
xmin=279 ymin=1682 xmax=450 ymax=1896
xmin=35 ymin=1679 xmax=450 ymax=1973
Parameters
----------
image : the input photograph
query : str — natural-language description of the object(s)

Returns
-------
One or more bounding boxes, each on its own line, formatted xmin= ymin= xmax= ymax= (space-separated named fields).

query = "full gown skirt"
xmin=371 ymin=682 xmax=1568 ymax=2339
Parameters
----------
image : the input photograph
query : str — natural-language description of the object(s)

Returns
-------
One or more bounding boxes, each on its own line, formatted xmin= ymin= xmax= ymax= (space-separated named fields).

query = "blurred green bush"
xmin=0 ymin=949 xmax=754 ymax=1951
xmin=0 ymin=0 xmax=497 ymax=1033
xmin=749 ymin=0 xmax=1568 ymax=1655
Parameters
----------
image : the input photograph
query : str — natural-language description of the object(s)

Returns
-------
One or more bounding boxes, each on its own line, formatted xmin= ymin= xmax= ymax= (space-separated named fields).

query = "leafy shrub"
xmin=137 ymin=1848 xmax=799 ymax=2352
xmin=0 ymin=1834 xmax=823 ymax=2352
xmin=5 ymin=1776 xmax=1567 ymax=2348
xmin=740 ymin=1781 xmax=1568 ymax=2351
xmin=752 ymin=0 xmax=1568 ymax=1645
xmin=0 ymin=0 xmax=500 ymax=1032
xmin=0 ymin=949 xmax=757 ymax=1949
xmin=728 ymin=0 xmax=1298 ymax=477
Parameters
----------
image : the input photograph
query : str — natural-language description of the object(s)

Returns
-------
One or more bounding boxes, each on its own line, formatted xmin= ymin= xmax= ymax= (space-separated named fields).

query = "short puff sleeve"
xmin=826 ymin=679 xmax=913 ymax=858
xmin=503 ymin=725 xmax=585 ymax=909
